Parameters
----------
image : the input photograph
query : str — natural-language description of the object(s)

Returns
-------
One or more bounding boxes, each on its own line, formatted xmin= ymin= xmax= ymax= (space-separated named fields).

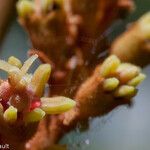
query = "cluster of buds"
xmin=0 ymin=55 xmax=75 ymax=124
xmin=63 ymin=55 xmax=146 ymax=125
xmin=101 ymin=55 xmax=146 ymax=97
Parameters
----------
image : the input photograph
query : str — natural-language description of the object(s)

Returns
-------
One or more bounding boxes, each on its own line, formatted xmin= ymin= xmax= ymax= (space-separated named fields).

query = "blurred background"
xmin=0 ymin=0 xmax=150 ymax=150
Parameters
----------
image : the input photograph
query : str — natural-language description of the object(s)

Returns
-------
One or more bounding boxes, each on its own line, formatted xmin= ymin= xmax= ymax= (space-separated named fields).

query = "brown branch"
xmin=0 ymin=0 xmax=16 ymax=42
xmin=26 ymin=55 xmax=144 ymax=150
xmin=111 ymin=12 xmax=150 ymax=67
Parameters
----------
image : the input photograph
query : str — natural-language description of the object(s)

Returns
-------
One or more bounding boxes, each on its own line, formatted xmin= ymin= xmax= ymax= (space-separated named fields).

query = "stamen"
xmin=24 ymin=108 xmax=45 ymax=123
xmin=114 ymin=85 xmax=136 ymax=97
xmin=8 ymin=56 xmax=22 ymax=69
xmin=0 ymin=60 xmax=19 ymax=73
xmin=41 ymin=96 xmax=76 ymax=114
xmin=117 ymin=63 xmax=141 ymax=83
xmin=128 ymin=73 xmax=146 ymax=86
xmin=138 ymin=11 xmax=150 ymax=39
xmin=20 ymin=54 xmax=38 ymax=75
xmin=100 ymin=55 xmax=120 ymax=77
xmin=31 ymin=64 xmax=51 ymax=97
xmin=17 ymin=0 xmax=35 ymax=18
xmin=3 ymin=106 xmax=17 ymax=123
xmin=103 ymin=78 xmax=119 ymax=91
